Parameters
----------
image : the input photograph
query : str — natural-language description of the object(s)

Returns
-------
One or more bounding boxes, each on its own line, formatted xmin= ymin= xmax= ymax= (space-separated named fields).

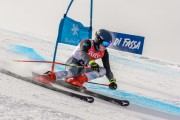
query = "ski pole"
xmin=87 ymin=81 xmax=109 ymax=86
xmin=13 ymin=60 xmax=90 ymax=68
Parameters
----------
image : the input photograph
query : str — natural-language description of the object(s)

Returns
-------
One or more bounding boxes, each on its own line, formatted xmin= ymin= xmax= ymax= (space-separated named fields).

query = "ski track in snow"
xmin=0 ymin=73 xmax=148 ymax=120
xmin=0 ymin=94 xmax=82 ymax=120
xmin=0 ymin=29 xmax=180 ymax=120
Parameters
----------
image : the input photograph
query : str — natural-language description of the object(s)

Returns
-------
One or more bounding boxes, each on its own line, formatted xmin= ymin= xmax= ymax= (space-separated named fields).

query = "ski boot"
xmin=65 ymin=74 xmax=88 ymax=88
xmin=35 ymin=71 xmax=56 ymax=84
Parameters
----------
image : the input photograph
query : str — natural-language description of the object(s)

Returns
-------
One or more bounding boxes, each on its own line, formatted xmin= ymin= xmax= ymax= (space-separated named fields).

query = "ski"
xmin=32 ymin=72 xmax=129 ymax=106
xmin=0 ymin=68 xmax=94 ymax=103
xmin=55 ymin=80 xmax=129 ymax=106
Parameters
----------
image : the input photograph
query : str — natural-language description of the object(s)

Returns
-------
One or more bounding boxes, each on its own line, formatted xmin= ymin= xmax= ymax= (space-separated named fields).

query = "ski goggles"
xmin=101 ymin=41 xmax=111 ymax=47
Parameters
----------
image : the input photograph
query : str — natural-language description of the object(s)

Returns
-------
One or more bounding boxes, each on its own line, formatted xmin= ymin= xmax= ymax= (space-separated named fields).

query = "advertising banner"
xmin=109 ymin=32 xmax=145 ymax=54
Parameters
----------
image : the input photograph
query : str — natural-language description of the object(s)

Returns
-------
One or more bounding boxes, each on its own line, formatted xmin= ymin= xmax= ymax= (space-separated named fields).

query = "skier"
xmin=36 ymin=29 xmax=117 ymax=90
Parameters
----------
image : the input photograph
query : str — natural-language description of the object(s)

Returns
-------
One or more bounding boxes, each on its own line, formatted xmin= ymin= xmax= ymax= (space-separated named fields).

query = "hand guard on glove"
xmin=89 ymin=60 xmax=100 ymax=72
xmin=109 ymin=78 xmax=117 ymax=90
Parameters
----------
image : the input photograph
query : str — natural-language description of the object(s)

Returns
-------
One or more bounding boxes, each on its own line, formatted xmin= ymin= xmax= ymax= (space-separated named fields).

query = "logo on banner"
xmin=71 ymin=24 xmax=79 ymax=36
xmin=109 ymin=32 xmax=144 ymax=55
xmin=113 ymin=38 xmax=141 ymax=50
xmin=64 ymin=24 xmax=80 ymax=44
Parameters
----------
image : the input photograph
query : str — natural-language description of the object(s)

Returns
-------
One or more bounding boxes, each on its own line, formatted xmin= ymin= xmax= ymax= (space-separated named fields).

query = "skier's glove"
xmin=109 ymin=78 xmax=117 ymax=90
xmin=89 ymin=60 xmax=100 ymax=72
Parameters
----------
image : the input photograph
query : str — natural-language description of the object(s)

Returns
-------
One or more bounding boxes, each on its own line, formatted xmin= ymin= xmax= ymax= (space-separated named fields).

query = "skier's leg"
xmin=82 ymin=67 xmax=106 ymax=81
xmin=55 ymin=57 xmax=82 ymax=80
xmin=66 ymin=67 xmax=106 ymax=86
xmin=35 ymin=57 xmax=80 ymax=83
xmin=64 ymin=57 xmax=92 ymax=87
xmin=54 ymin=71 xmax=68 ymax=80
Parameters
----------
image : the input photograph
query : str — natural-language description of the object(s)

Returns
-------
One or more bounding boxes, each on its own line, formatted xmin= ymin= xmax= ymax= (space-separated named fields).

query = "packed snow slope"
xmin=0 ymin=29 xmax=180 ymax=120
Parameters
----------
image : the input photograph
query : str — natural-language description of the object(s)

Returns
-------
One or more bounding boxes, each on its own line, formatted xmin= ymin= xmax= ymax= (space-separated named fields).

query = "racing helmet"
xmin=94 ymin=29 xmax=113 ymax=47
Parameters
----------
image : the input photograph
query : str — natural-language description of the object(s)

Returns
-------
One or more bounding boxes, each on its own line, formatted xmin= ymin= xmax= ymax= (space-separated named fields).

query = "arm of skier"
xmin=102 ymin=50 xmax=117 ymax=90
xmin=79 ymin=39 xmax=92 ymax=64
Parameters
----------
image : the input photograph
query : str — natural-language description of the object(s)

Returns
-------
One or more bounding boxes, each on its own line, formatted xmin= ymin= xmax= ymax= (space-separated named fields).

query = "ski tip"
xmin=121 ymin=100 xmax=129 ymax=106
xmin=111 ymin=100 xmax=130 ymax=106
xmin=86 ymin=96 xmax=94 ymax=103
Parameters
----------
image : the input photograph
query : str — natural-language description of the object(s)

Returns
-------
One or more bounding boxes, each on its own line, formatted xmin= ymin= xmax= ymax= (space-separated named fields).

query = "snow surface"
xmin=0 ymin=29 xmax=180 ymax=120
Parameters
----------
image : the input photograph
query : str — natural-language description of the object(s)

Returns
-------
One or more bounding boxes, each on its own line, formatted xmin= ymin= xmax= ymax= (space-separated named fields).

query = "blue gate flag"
xmin=109 ymin=31 xmax=145 ymax=55
xmin=51 ymin=0 xmax=93 ymax=72
xmin=57 ymin=16 xmax=92 ymax=46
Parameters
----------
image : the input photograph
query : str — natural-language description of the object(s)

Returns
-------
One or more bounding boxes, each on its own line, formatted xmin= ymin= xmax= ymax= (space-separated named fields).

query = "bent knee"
xmin=99 ymin=67 xmax=106 ymax=77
